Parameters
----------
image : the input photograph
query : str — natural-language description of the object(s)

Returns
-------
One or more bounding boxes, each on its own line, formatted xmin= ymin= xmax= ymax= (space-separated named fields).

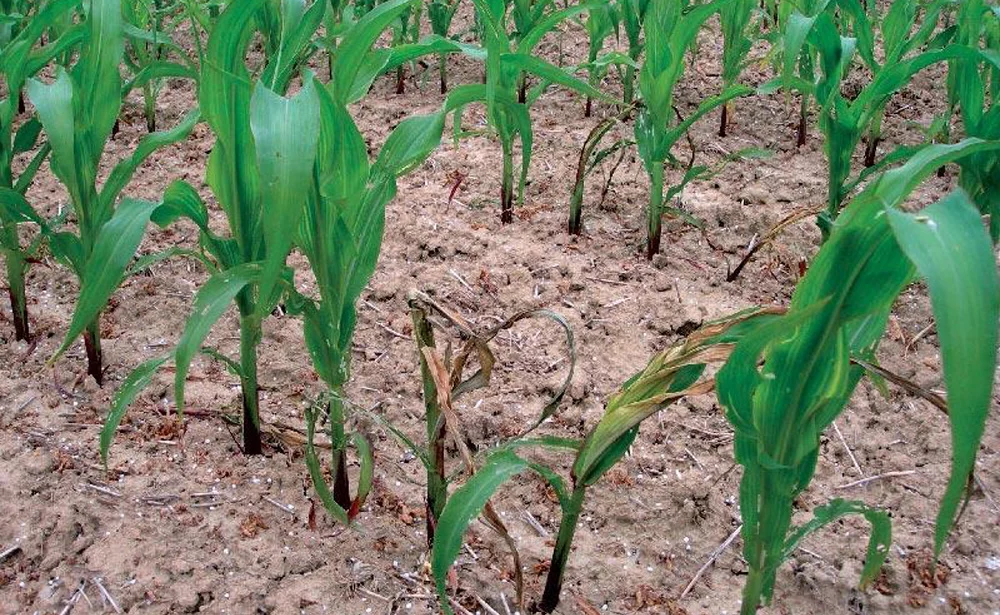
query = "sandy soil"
xmin=1 ymin=9 xmax=998 ymax=615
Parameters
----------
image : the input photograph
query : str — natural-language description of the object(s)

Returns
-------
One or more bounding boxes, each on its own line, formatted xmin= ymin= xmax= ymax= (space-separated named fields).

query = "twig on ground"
xmin=476 ymin=596 xmax=502 ymax=615
xmin=832 ymin=421 xmax=863 ymax=477
xmin=91 ymin=577 xmax=123 ymax=614
xmin=376 ymin=322 xmax=411 ymax=341
xmin=262 ymin=496 xmax=296 ymax=516
xmin=0 ymin=545 xmax=22 ymax=563
xmin=499 ymin=592 xmax=513 ymax=615
xmin=83 ymin=483 xmax=122 ymax=498
xmin=680 ymin=524 xmax=743 ymax=598
xmin=836 ymin=470 xmax=916 ymax=490
xmin=58 ymin=580 xmax=87 ymax=615
xmin=521 ymin=510 xmax=549 ymax=537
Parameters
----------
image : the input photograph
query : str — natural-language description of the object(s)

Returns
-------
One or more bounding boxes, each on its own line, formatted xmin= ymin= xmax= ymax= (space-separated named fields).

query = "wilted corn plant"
xmin=779 ymin=0 xmax=963 ymax=233
xmin=429 ymin=308 xmax=782 ymax=613
xmin=718 ymin=139 xmax=1000 ymax=615
xmin=396 ymin=291 xmax=574 ymax=544
xmin=97 ymin=0 xmax=325 ymax=459
xmin=0 ymin=0 xmax=81 ymax=342
xmin=636 ymin=0 xmax=750 ymax=257
xmin=29 ymin=0 xmax=198 ymax=385
xmin=454 ymin=0 xmax=610 ymax=223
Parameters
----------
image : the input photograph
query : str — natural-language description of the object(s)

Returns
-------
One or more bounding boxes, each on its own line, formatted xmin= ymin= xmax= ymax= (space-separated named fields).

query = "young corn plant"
xmin=96 ymin=0 xmax=327 ymax=460
xmin=943 ymin=0 xmax=1000 ymax=239
xmin=779 ymin=0 xmax=966 ymax=233
xmin=31 ymin=0 xmax=198 ymax=385
xmin=718 ymin=139 xmax=1000 ymax=614
xmin=618 ymin=0 xmax=647 ymax=105
xmin=455 ymin=0 xmax=611 ymax=223
xmin=429 ymin=308 xmax=782 ymax=614
xmin=287 ymin=0 xmax=459 ymax=517
xmin=98 ymin=0 xmax=453 ymax=470
xmin=427 ymin=0 xmax=462 ymax=93
xmin=389 ymin=0 xmax=422 ymax=93
xmin=718 ymin=0 xmax=754 ymax=136
xmin=121 ymin=0 xmax=200 ymax=132
xmin=580 ymin=1 xmax=617 ymax=117
xmin=635 ymin=0 xmax=750 ymax=257
xmin=0 ymin=0 xmax=81 ymax=342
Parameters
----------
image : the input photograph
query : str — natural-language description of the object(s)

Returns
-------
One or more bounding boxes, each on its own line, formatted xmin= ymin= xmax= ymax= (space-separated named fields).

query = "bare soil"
xmin=1 ymin=11 xmax=999 ymax=615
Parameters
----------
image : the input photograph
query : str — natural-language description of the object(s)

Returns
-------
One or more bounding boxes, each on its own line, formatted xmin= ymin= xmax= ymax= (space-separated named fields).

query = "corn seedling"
xmin=427 ymin=0 xmax=463 ymax=92
xmin=617 ymin=0 xmax=647 ymax=105
xmin=429 ymin=308 xmax=782 ymax=613
xmin=122 ymin=0 xmax=200 ymax=132
xmin=96 ymin=0 xmax=326 ymax=460
xmin=778 ymin=0 xmax=969 ymax=234
xmin=567 ymin=103 xmax=635 ymax=235
xmin=718 ymin=0 xmax=754 ymax=136
xmin=717 ymin=139 xmax=1000 ymax=614
xmin=635 ymin=0 xmax=750 ymax=257
xmin=454 ymin=0 xmax=611 ymax=223
xmin=389 ymin=0 xmax=422 ymax=93
xmin=942 ymin=0 xmax=1000 ymax=239
xmin=30 ymin=0 xmax=198 ymax=385
xmin=580 ymin=1 xmax=617 ymax=117
xmin=284 ymin=0 xmax=455 ymax=519
xmin=0 ymin=0 xmax=81 ymax=342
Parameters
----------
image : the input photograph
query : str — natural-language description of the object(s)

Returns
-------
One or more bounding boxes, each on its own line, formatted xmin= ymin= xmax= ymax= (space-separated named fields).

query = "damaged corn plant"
xmin=429 ymin=307 xmax=782 ymax=613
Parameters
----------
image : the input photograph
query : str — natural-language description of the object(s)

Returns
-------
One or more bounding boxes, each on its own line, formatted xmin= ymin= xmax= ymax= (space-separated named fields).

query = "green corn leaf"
xmin=781 ymin=498 xmax=891 ymax=589
xmin=100 ymin=354 xmax=172 ymax=466
xmin=501 ymin=52 xmax=615 ymax=104
xmin=315 ymin=85 xmax=368 ymax=204
xmin=14 ymin=143 xmax=52 ymax=196
xmin=250 ymin=79 xmax=321 ymax=317
xmin=373 ymin=110 xmax=446 ymax=178
xmin=351 ymin=431 xmax=375 ymax=517
xmin=76 ymin=0 xmax=124 ymax=157
xmin=332 ymin=0 xmax=419 ymax=103
xmin=48 ymin=231 xmax=85 ymax=274
xmin=304 ymin=403 xmax=351 ymax=525
xmin=432 ymin=450 xmax=531 ymax=615
xmin=873 ymin=138 xmax=1000 ymax=208
xmin=125 ymin=246 xmax=216 ymax=278
xmin=152 ymin=180 xmax=211 ymax=231
xmin=0 ymin=187 xmax=44 ymax=226
xmin=260 ymin=0 xmax=325 ymax=93
xmin=123 ymin=60 xmax=198 ymax=96
xmin=100 ymin=108 xmax=201 ymax=214
xmin=174 ymin=264 xmax=259 ymax=413
xmin=886 ymin=191 xmax=999 ymax=556
xmin=12 ymin=117 xmax=42 ymax=155
xmin=27 ymin=69 xmax=82 ymax=212
xmin=199 ymin=347 xmax=244 ymax=379
xmin=516 ymin=1 xmax=599 ymax=55
xmin=54 ymin=199 xmax=162 ymax=361
xmin=200 ymin=0 xmax=263 ymax=247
